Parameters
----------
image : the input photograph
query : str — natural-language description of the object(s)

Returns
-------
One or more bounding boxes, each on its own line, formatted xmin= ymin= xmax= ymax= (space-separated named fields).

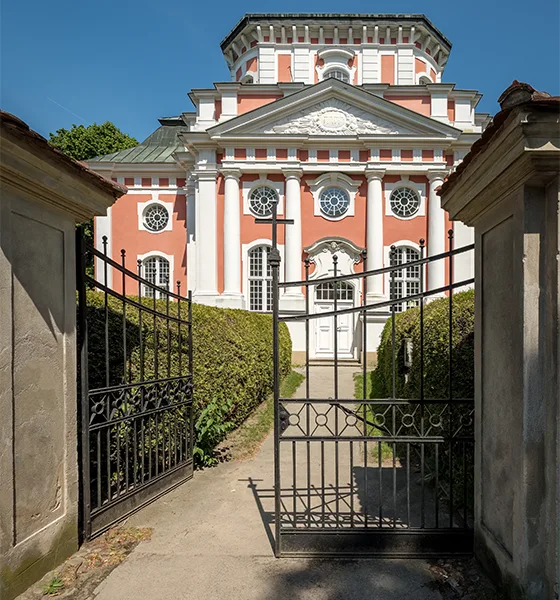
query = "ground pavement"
xmin=93 ymin=367 xmax=445 ymax=600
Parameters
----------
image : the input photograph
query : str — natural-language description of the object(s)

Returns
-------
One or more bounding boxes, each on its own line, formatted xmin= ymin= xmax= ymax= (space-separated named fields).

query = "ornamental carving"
xmin=261 ymin=99 xmax=406 ymax=136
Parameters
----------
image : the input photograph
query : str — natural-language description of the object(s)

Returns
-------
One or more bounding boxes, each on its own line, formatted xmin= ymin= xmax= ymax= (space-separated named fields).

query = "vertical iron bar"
xmin=166 ymin=287 xmax=171 ymax=378
xmin=188 ymin=290 xmax=194 ymax=462
xmin=177 ymin=282 xmax=182 ymax=377
xmin=138 ymin=261 xmax=144 ymax=382
xmin=120 ymin=250 xmax=127 ymax=495
xmin=390 ymin=246 xmax=396 ymax=399
xmin=378 ymin=440 xmax=382 ymax=527
xmin=435 ymin=443 xmax=440 ymax=528
xmin=406 ymin=442 xmax=411 ymax=528
xmin=121 ymin=249 xmax=127 ymax=384
xmin=76 ymin=227 xmax=92 ymax=540
xmin=350 ymin=440 xmax=354 ymax=527
xmin=304 ymin=259 xmax=311 ymax=528
xmin=448 ymin=229 xmax=455 ymax=528
xmin=270 ymin=200 xmax=282 ymax=557
xmin=103 ymin=236 xmax=110 ymax=388
xmin=332 ymin=255 xmax=339 ymax=526
xmin=361 ymin=250 xmax=367 ymax=401
xmin=153 ymin=291 xmax=158 ymax=380
xmin=304 ymin=259 xmax=310 ymax=399
xmin=419 ymin=239 xmax=426 ymax=529
xmin=292 ymin=441 xmax=297 ymax=527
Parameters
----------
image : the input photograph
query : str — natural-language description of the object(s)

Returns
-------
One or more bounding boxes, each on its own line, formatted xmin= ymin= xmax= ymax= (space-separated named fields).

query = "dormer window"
xmin=316 ymin=47 xmax=356 ymax=85
xmin=324 ymin=69 xmax=350 ymax=83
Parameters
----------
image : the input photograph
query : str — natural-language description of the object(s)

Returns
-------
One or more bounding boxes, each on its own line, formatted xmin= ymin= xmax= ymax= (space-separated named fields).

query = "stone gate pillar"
xmin=439 ymin=83 xmax=559 ymax=600
xmin=0 ymin=112 xmax=125 ymax=600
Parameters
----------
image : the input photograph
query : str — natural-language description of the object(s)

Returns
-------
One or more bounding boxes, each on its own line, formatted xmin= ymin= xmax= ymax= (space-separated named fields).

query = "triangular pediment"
xmin=258 ymin=98 xmax=411 ymax=136
xmin=207 ymin=79 xmax=460 ymax=140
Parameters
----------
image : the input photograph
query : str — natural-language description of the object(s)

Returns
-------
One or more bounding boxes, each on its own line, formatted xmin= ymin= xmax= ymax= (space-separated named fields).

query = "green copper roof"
xmin=89 ymin=118 xmax=188 ymax=164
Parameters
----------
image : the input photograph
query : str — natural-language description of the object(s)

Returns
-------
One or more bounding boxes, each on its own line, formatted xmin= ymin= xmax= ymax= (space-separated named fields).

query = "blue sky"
xmin=1 ymin=0 xmax=559 ymax=142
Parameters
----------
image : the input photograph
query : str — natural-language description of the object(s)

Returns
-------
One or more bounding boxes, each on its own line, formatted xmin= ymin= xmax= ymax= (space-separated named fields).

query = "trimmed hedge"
xmin=85 ymin=291 xmax=291 ymax=464
xmin=371 ymin=289 xmax=474 ymax=400
xmin=369 ymin=290 xmax=475 ymax=514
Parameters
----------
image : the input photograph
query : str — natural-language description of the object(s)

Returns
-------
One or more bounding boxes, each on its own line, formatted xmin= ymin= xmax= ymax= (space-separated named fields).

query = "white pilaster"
xmin=281 ymin=169 xmax=305 ymax=311
xmin=427 ymin=172 xmax=447 ymax=293
xmin=365 ymin=170 xmax=385 ymax=301
xmin=193 ymin=169 xmax=219 ymax=305
xmin=221 ymin=169 xmax=243 ymax=308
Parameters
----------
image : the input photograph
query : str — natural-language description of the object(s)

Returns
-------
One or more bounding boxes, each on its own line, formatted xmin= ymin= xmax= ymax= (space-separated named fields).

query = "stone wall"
xmin=440 ymin=84 xmax=559 ymax=600
xmin=0 ymin=112 xmax=124 ymax=599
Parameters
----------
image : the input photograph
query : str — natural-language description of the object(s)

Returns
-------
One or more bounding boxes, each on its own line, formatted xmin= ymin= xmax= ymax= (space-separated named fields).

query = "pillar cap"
xmin=365 ymin=168 xmax=385 ymax=181
xmin=220 ymin=168 xmax=241 ymax=180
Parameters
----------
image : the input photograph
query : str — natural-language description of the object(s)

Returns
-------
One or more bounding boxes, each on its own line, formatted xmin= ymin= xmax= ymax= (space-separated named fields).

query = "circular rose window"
xmin=249 ymin=186 xmax=278 ymax=216
xmin=319 ymin=187 xmax=350 ymax=218
xmin=389 ymin=187 xmax=421 ymax=218
xmin=143 ymin=204 xmax=169 ymax=232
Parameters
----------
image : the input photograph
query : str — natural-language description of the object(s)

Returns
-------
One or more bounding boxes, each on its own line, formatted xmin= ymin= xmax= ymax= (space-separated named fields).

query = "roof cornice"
xmin=220 ymin=13 xmax=452 ymax=52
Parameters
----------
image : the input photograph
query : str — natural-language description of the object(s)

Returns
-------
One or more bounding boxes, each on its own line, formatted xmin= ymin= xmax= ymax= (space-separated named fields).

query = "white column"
xmin=221 ymin=169 xmax=243 ymax=307
xmin=193 ymin=170 xmax=219 ymax=305
xmin=281 ymin=169 xmax=305 ymax=310
xmin=365 ymin=169 xmax=385 ymax=301
xmin=186 ymin=177 xmax=196 ymax=293
xmin=427 ymin=172 xmax=447 ymax=293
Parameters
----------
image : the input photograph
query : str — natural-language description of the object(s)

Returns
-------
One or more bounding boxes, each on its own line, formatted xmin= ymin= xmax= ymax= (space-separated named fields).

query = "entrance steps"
xmin=307 ymin=358 xmax=362 ymax=367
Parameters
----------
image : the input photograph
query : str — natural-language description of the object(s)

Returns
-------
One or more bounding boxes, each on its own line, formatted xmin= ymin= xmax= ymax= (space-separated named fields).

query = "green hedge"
xmin=85 ymin=291 xmax=291 ymax=465
xmin=371 ymin=289 xmax=474 ymax=400
xmin=368 ymin=290 xmax=475 ymax=514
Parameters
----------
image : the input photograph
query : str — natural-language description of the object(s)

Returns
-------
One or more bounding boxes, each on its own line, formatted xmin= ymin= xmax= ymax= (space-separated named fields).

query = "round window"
xmin=389 ymin=187 xmax=421 ymax=218
xmin=249 ymin=186 xmax=278 ymax=216
xmin=143 ymin=203 xmax=169 ymax=231
xmin=319 ymin=187 xmax=350 ymax=218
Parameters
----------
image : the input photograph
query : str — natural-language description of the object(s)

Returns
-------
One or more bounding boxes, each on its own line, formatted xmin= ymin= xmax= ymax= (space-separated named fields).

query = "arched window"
xmin=315 ymin=281 xmax=354 ymax=301
xmin=142 ymin=256 xmax=170 ymax=299
xmin=390 ymin=247 xmax=421 ymax=312
xmin=248 ymin=245 xmax=272 ymax=312
xmin=419 ymin=75 xmax=432 ymax=85
xmin=324 ymin=68 xmax=350 ymax=83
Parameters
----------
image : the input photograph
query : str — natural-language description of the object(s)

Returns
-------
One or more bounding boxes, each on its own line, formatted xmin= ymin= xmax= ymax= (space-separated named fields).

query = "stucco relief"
xmin=261 ymin=100 xmax=406 ymax=136
xmin=308 ymin=239 xmax=363 ymax=279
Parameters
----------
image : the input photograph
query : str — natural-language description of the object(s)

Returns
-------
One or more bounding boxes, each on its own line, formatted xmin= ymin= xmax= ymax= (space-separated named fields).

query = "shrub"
xmin=371 ymin=289 xmax=474 ymax=400
xmin=367 ymin=290 xmax=475 ymax=515
xmin=84 ymin=291 xmax=291 ymax=466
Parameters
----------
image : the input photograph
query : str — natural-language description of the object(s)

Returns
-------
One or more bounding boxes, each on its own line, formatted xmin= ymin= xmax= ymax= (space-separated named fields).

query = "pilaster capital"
xmin=365 ymin=169 xmax=385 ymax=183
xmin=220 ymin=168 xmax=241 ymax=181
xmin=283 ymin=168 xmax=303 ymax=181
xmin=193 ymin=170 xmax=218 ymax=182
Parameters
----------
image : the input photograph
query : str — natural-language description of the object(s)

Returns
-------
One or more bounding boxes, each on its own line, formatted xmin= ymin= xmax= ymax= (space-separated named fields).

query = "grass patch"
xmin=354 ymin=372 xmax=394 ymax=463
xmin=220 ymin=370 xmax=304 ymax=461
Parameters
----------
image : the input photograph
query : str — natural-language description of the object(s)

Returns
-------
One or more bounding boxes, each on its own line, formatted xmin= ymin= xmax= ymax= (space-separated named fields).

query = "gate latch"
xmin=279 ymin=404 xmax=290 ymax=433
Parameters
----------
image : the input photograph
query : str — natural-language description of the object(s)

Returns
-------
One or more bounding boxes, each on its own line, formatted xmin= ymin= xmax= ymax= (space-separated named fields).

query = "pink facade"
xmin=88 ymin=13 xmax=490 ymax=358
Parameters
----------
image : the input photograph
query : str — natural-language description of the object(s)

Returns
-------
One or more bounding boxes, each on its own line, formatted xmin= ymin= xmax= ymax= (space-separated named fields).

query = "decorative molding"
xmin=261 ymin=99 xmax=407 ymax=136
xmin=309 ymin=172 xmax=360 ymax=221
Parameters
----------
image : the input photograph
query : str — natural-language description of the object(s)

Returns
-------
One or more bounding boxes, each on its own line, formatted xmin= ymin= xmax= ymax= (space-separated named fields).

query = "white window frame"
xmin=310 ymin=172 xmax=360 ymax=221
xmin=242 ymin=176 xmax=285 ymax=216
xmin=138 ymin=251 xmax=174 ymax=298
xmin=384 ymin=177 xmax=426 ymax=220
xmin=316 ymin=47 xmax=356 ymax=83
xmin=137 ymin=197 xmax=174 ymax=233
xmin=242 ymin=239 xmax=285 ymax=311
xmin=384 ymin=241 xmax=425 ymax=312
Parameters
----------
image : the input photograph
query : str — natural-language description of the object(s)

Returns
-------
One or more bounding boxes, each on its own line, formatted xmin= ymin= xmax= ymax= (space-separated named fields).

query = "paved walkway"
xmin=93 ymin=368 xmax=444 ymax=600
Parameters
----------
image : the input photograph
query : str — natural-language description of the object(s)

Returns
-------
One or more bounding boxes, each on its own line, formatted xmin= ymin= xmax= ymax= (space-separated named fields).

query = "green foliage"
xmin=84 ymin=291 xmax=292 ymax=466
xmin=371 ymin=290 xmax=475 ymax=400
xmin=42 ymin=575 xmax=64 ymax=595
xmin=49 ymin=121 xmax=138 ymax=162
xmin=224 ymin=370 xmax=305 ymax=460
xmin=366 ymin=290 xmax=475 ymax=513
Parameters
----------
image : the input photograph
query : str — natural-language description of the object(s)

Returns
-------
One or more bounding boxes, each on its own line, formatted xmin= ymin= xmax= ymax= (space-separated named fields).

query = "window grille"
xmin=248 ymin=245 xmax=272 ymax=312
xmin=390 ymin=247 xmax=421 ymax=312
xmin=142 ymin=256 xmax=170 ymax=299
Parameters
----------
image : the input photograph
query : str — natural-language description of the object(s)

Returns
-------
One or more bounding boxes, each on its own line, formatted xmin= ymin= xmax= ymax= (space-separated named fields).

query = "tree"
xmin=49 ymin=121 xmax=138 ymax=161
xmin=49 ymin=122 xmax=138 ymax=282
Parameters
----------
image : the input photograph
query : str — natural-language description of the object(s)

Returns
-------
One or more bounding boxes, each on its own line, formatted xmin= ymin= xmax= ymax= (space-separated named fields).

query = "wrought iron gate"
xmin=76 ymin=230 xmax=194 ymax=539
xmin=267 ymin=210 xmax=475 ymax=557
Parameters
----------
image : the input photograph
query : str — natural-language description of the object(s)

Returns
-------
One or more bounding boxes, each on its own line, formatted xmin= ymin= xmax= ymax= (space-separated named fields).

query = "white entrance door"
xmin=313 ymin=282 xmax=355 ymax=359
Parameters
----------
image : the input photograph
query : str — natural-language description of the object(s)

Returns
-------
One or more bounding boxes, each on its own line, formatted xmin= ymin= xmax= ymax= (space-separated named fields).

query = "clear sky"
xmin=1 ymin=0 xmax=559 ymax=142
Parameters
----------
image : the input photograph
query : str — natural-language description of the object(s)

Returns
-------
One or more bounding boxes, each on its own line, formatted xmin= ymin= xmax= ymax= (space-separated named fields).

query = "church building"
xmin=88 ymin=13 xmax=489 ymax=360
